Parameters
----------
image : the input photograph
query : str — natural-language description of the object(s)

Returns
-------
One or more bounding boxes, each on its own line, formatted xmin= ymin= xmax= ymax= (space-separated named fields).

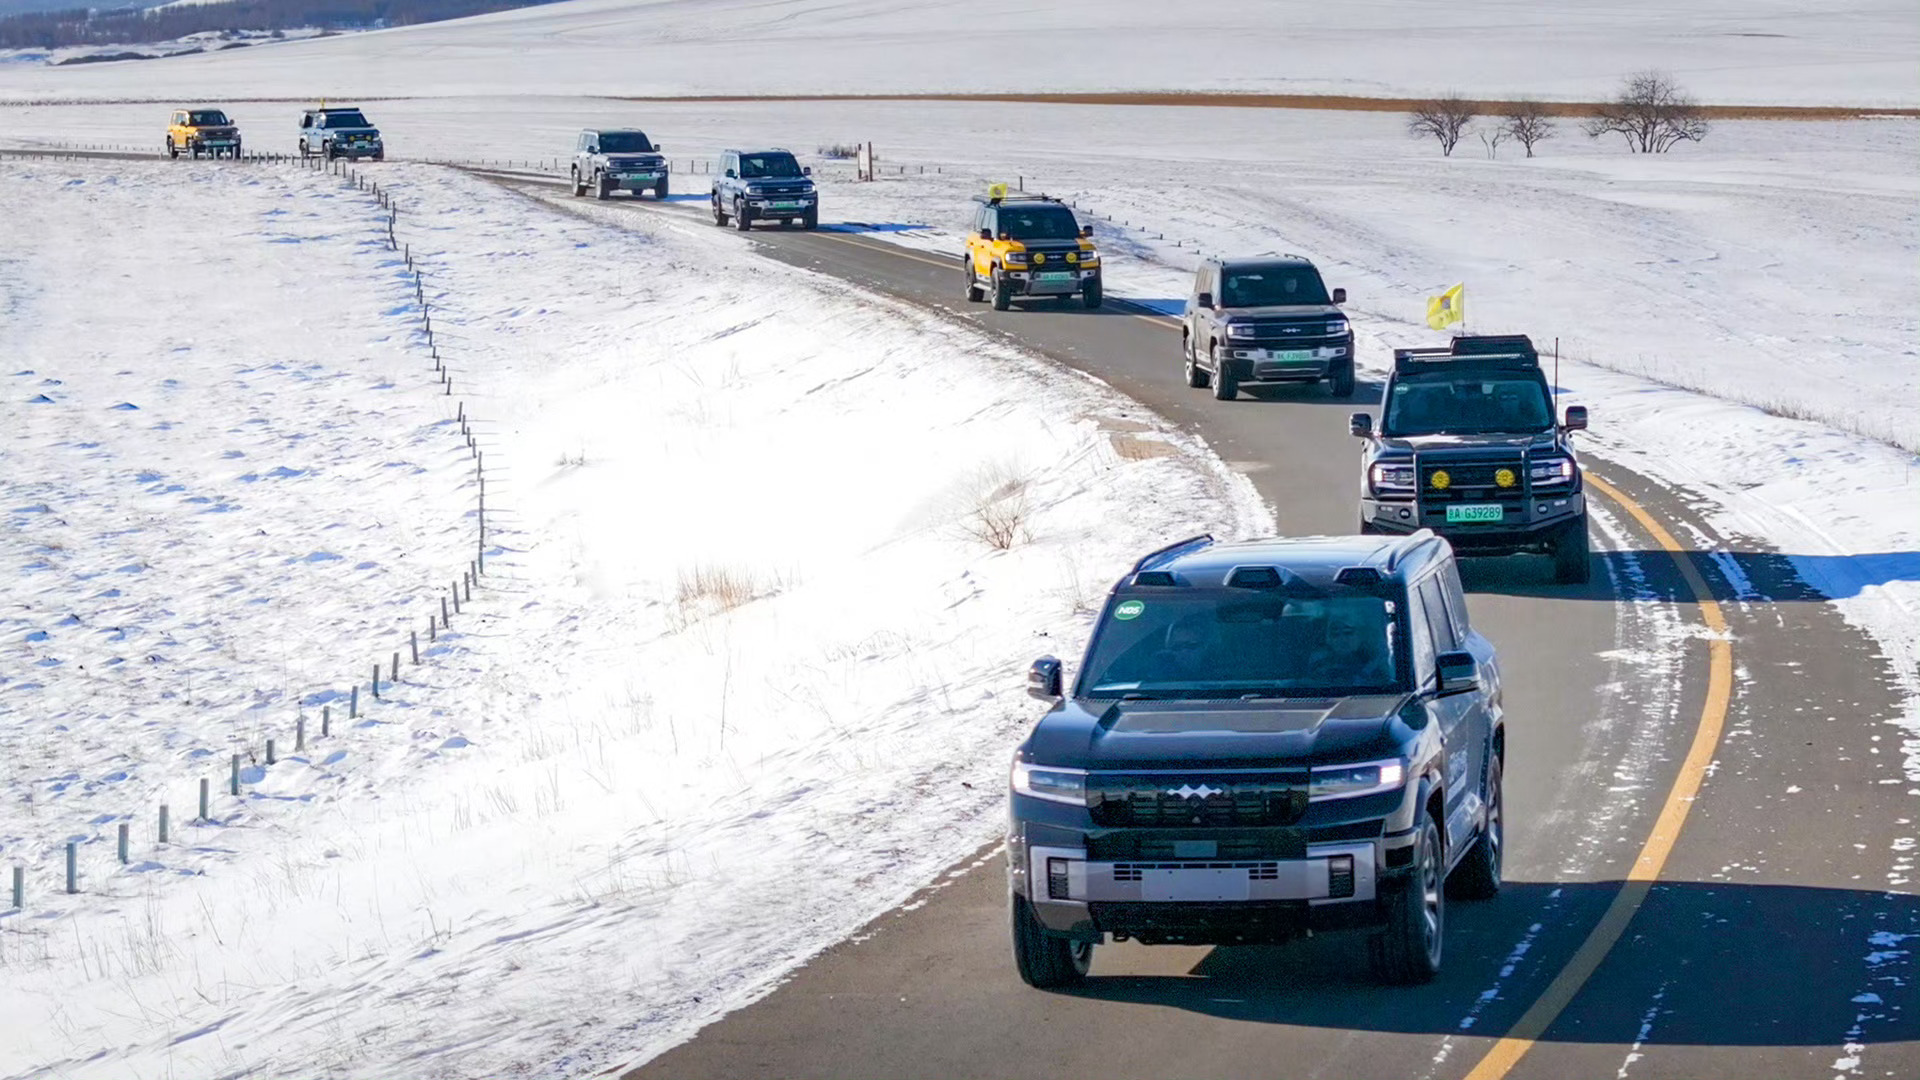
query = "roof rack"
xmin=1393 ymin=333 xmax=1539 ymax=374
xmin=1129 ymin=534 xmax=1214 ymax=575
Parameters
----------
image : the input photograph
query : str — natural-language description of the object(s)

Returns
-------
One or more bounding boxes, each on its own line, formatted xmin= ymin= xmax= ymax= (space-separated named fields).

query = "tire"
xmin=1082 ymin=280 xmax=1103 ymax=309
xmin=712 ymin=195 xmax=729 ymax=226
xmin=190 ymin=146 xmax=201 ymax=160
xmin=734 ymin=199 xmax=752 ymax=231
xmin=1184 ymin=336 xmax=1209 ymax=388
xmin=1553 ymin=518 xmax=1592 ymax=584
xmin=595 ymin=174 xmax=611 ymax=201
xmin=654 ymin=179 xmax=669 ymax=199
xmin=1330 ymin=361 xmax=1356 ymax=398
xmin=1210 ymin=344 xmax=1238 ymax=401
xmin=1368 ymin=812 xmax=1444 ymax=984
xmin=991 ymin=270 xmax=1013 ymax=311
xmin=572 ymin=170 xmax=587 ymax=198
xmin=372 ymin=151 xmax=384 ymax=163
xmin=1450 ymin=754 xmax=1503 ymax=900
xmin=964 ymin=261 xmax=986 ymax=303
xmin=802 ymin=208 xmax=818 ymax=230
xmin=166 ymin=139 xmax=178 ymax=160
xmin=1010 ymin=893 xmax=1091 ymax=989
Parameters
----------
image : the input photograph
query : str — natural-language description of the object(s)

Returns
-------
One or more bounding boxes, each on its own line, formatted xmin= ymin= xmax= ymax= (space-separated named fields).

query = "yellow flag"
xmin=1426 ymin=283 xmax=1465 ymax=331
xmin=986 ymin=182 xmax=1008 ymax=201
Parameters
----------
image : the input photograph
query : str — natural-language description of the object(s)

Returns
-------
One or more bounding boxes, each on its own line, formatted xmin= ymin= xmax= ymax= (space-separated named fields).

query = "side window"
xmin=300 ymin=114 xmax=311 ymax=129
xmin=984 ymin=208 xmax=998 ymax=238
xmin=1407 ymin=585 xmax=1437 ymax=688
xmin=1419 ymin=575 xmax=1460 ymax=654
xmin=1439 ymin=561 xmax=1472 ymax=640
xmin=1192 ymin=267 xmax=1207 ymax=298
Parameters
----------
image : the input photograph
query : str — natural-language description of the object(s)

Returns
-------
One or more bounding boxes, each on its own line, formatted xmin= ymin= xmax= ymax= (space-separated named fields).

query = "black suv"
xmin=1182 ymin=257 xmax=1355 ymax=399
xmin=1010 ymin=531 xmax=1504 ymax=988
xmin=1351 ymin=334 xmax=1591 ymax=584
xmin=711 ymin=148 xmax=817 ymax=230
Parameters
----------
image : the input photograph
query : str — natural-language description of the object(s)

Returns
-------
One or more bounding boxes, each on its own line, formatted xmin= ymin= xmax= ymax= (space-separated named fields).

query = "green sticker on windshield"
xmin=1114 ymin=600 xmax=1145 ymax=621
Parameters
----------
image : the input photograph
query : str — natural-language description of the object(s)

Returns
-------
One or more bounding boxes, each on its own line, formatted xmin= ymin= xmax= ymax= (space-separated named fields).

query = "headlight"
xmin=1079 ymin=250 xmax=1099 ymax=264
xmin=1308 ymin=759 xmax=1406 ymax=801
xmin=1011 ymin=760 xmax=1089 ymax=806
xmin=1226 ymin=323 xmax=1258 ymax=339
xmin=1004 ymin=252 xmax=1029 ymax=266
xmin=1369 ymin=462 xmax=1415 ymax=493
xmin=1327 ymin=318 xmax=1349 ymax=335
xmin=1530 ymin=456 xmax=1576 ymax=486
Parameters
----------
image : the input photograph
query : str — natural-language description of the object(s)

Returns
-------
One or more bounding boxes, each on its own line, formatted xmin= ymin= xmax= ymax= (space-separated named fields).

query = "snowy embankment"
xmin=0 ymin=159 xmax=1266 ymax=1079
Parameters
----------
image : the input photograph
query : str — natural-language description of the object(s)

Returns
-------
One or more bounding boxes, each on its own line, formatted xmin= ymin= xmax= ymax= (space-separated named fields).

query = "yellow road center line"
xmin=1463 ymin=472 xmax=1733 ymax=1080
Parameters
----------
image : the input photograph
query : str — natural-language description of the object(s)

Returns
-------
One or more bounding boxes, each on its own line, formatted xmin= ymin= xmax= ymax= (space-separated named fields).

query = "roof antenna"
xmin=1553 ymin=336 xmax=1560 ymax=404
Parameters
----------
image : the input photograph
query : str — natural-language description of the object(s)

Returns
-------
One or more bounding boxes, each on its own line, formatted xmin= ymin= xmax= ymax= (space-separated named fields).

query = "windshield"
xmin=321 ymin=111 xmax=371 ymax=129
xmin=740 ymin=152 xmax=802 ymax=178
xmin=1221 ymin=267 xmax=1329 ymax=307
xmin=600 ymin=132 xmax=654 ymax=153
xmin=1383 ymin=373 xmax=1554 ymax=436
xmin=188 ymin=110 xmax=229 ymax=126
xmin=999 ymin=207 xmax=1080 ymax=241
xmin=1078 ymin=589 xmax=1405 ymax=699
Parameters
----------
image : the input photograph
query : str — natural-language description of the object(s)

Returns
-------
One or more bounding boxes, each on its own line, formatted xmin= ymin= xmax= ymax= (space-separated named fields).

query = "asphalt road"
xmin=39 ymin=152 xmax=1898 ymax=1080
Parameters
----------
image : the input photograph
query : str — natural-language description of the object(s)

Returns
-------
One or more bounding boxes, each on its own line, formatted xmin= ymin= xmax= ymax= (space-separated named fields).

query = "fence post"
xmin=297 ymin=715 xmax=306 ymax=752
xmin=118 ymin=823 xmax=129 ymax=864
xmin=350 ymin=684 xmax=359 ymax=719
xmin=65 ymin=842 xmax=77 ymax=894
xmin=452 ymin=580 xmax=461 ymax=614
xmin=442 ymin=596 xmax=451 ymax=628
xmin=411 ymin=631 xmax=419 ymax=665
xmin=199 ymin=778 xmax=210 ymax=821
xmin=323 ymin=705 xmax=332 ymax=737
xmin=230 ymin=754 xmax=240 ymax=796
xmin=391 ymin=650 xmax=401 ymax=684
xmin=10 ymin=865 xmax=21 ymax=910
xmin=266 ymin=738 xmax=276 ymax=766
xmin=159 ymin=804 xmax=169 ymax=844
xmin=372 ymin=663 xmax=381 ymax=700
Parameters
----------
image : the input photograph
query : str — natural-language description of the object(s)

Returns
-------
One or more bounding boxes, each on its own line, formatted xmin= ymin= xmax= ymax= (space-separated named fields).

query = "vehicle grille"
xmin=1112 ymin=861 xmax=1281 ymax=882
xmin=1089 ymin=774 xmax=1308 ymax=828
xmin=1231 ymin=318 xmax=1340 ymax=346
xmin=1419 ymin=457 xmax=1528 ymax=502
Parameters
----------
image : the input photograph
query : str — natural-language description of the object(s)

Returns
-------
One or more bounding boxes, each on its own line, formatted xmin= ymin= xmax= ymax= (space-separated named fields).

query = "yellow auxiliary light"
xmin=1430 ymin=470 xmax=1451 ymax=490
xmin=1066 ymin=252 xmax=1078 ymax=263
xmin=1495 ymin=468 xmax=1516 ymax=488
xmin=1033 ymin=253 xmax=1047 ymax=264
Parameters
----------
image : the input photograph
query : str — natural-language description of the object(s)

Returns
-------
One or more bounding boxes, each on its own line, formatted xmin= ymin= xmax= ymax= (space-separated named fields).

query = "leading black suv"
xmin=1182 ymin=256 xmax=1355 ymax=400
xmin=1351 ymin=334 xmax=1591 ymax=584
xmin=711 ymin=148 xmax=818 ymax=230
xmin=1010 ymin=531 xmax=1504 ymax=988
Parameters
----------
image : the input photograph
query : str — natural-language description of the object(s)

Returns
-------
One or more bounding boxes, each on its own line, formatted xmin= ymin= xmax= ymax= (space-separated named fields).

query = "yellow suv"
xmin=963 ymin=190 xmax=1102 ymax=311
xmin=166 ymin=108 xmax=241 ymax=160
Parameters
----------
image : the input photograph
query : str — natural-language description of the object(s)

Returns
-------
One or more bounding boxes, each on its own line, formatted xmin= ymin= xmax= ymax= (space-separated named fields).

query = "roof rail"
xmin=1383 ymin=529 xmax=1438 ymax=573
xmin=1130 ymin=534 xmax=1214 ymax=575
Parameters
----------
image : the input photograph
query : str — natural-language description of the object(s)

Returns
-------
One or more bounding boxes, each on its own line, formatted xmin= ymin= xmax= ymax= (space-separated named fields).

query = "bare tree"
xmin=1585 ymin=71 xmax=1709 ymax=153
xmin=1500 ymin=100 xmax=1557 ymax=158
xmin=1407 ymin=94 xmax=1478 ymax=157
xmin=1478 ymin=128 xmax=1508 ymax=159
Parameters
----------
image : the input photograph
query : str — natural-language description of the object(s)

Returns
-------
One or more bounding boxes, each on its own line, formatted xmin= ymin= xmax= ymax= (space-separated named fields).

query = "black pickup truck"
xmin=1009 ymin=532 xmax=1505 ymax=987
xmin=1351 ymin=334 xmax=1592 ymax=584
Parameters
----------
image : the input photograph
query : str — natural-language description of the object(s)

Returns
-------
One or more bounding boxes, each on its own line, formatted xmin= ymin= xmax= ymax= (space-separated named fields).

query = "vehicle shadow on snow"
xmin=1062 ymin=879 xmax=1918 ymax=1048
xmin=1463 ymin=549 xmax=1920 ymax=605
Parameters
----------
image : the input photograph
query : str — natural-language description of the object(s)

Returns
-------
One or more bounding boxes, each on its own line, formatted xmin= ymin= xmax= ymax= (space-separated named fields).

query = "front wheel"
xmin=1010 ymin=894 xmax=1091 ymax=989
xmin=1369 ymin=812 xmax=1443 ymax=984
xmin=654 ymin=179 xmax=669 ymax=199
xmin=734 ymin=199 xmax=753 ymax=231
xmin=802 ymin=208 xmax=818 ymax=230
xmin=1082 ymin=280 xmax=1103 ymax=309
xmin=1210 ymin=344 xmax=1238 ymax=401
xmin=991 ymin=270 xmax=1013 ymax=311
xmin=1329 ymin=361 xmax=1356 ymax=398
xmin=1450 ymin=754 xmax=1503 ymax=899
xmin=595 ymin=174 xmax=612 ymax=201
xmin=1553 ymin=519 xmax=1592 ymax=584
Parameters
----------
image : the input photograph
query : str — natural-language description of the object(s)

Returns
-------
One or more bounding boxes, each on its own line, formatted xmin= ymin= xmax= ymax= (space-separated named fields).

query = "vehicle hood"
xmin=1026 ymin=695 xmax=1407 ymax=771
xmin=1376 ymin=431 xmax=1559 ymax=454
xmin=1009 ymin=238 xmax=1085 ymax=254
xmin=1217 ymin=303 xmax=1343 ymax=318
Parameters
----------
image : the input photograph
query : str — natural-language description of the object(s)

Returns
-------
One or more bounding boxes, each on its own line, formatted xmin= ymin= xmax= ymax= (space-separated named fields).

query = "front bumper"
xmin=1006 ymin=265 xmax=1101 ymax=296
xmin=330 ymin=142 xmax=383 ymax=158
xmin=1364 ymin=489 xmax=1585 ymax=554
xmin=608 ymin=171 xmax=668 ymax=190
xmin=190 ymin=136 xmax=239 ymax=149
xmin=1223 ymin=338 xmax=1351 ymax=382
xmin=747 ymin=194 xmax=817 ymax=214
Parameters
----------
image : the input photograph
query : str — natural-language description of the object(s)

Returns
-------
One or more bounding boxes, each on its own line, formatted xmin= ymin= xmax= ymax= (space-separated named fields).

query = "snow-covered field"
xmin=0 ymin=159 xmax=1265 ymax=1078
xmin=0 ymin=0 xmax=1915 ymax=106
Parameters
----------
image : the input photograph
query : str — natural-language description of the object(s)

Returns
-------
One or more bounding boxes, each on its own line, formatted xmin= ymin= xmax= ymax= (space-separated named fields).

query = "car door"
xmin=973 ymin=206 xmax=997 ymax=276
xmin=1420 ymin=571 xmax=1486 ymax=858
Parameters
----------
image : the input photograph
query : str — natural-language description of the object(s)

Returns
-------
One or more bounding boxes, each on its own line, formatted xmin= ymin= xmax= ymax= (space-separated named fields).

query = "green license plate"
xmin=1036 ymin=271 xmax=1075 ymax=283
xmin=1446 ymin=504 xmax=1505 ymax=523
xmin=1269 ymin=349 xmax=1314 ymax=362
xmin=770 ymin=200 xmax=802 ymax=209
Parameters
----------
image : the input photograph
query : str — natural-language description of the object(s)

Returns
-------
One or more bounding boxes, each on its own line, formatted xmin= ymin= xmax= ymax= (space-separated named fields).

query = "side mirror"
xmin=725 ymin=168 xmax=737 ymax=179
xmin=802 ymin=165 xmax=812 ymax=175
xmin=654 ymin=144 xmax=664 ymax=152
xmin=1349 ymin=412 xmax=1373 ymax=438
xmin=979 ymin=228 xmax=993 ymax=241
xmin=1436 ymin=651 xmax=1479 ymax=696
xmin=1563 ymin=405 xmax=1588 ymax=431
xmin=1027 ymin=656 xmax=1064 ymax=700
xmin=1331 ymin=287 xmax=1347 ymax=304
xmin=1195 ymin=292 xmax=1213 ymax=310
xmin=1080 ymin=224 xmax=1093 ymax=238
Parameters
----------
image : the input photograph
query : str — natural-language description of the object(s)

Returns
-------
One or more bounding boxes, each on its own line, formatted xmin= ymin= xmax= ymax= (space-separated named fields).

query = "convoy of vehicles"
xmin=1182 ymin=256 xmax=1355 ymax=399
xmin=711 ymin=147 xmax=818 ymax=229
xmin=963 ymin=191 xmax=1102 ymax=310
xmin=574 ymin=128 xmax=669 ymax=200
xmin=1351 ymin=334 xmax=1592 ymax=584
xmin=165 ymin=108 xmax=241 ymax=159
xmin=1010 ymin=532 xmax=1503 ymax=986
